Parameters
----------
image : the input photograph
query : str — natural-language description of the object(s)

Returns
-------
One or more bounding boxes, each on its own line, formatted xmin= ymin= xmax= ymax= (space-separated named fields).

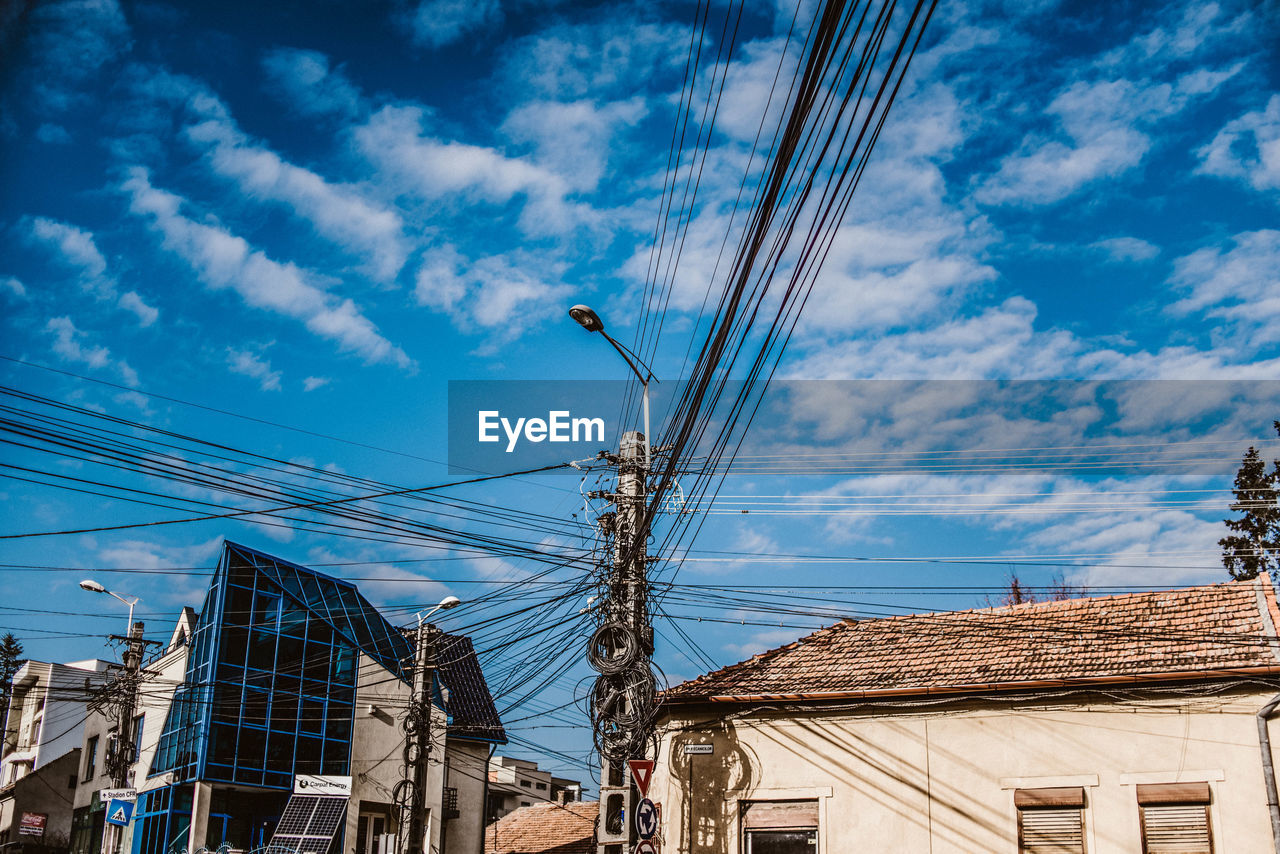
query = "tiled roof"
xmin=438 ymin=633 xmax=507 ymax=743
xmin=663 ymin=576 xmax=1280 ymax=704
xmin=484 ymin=801 xmax=597 ymax=854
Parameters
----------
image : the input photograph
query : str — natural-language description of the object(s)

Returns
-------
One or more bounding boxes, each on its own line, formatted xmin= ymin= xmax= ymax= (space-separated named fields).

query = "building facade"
xmin=1 ymin=657 xmax=112 ymax=851
xmin=652 ymin=575 xmax=1280 ymax=854
xmin=486 ymin=757 xmax=582 ymax=821
xmin=70 ymin=541 xmax=504 ymax=854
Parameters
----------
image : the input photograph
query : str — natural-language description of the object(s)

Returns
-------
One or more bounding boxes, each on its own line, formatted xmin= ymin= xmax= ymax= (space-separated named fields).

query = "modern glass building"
xmin=131 ymin=541 xmax=504 ymax=854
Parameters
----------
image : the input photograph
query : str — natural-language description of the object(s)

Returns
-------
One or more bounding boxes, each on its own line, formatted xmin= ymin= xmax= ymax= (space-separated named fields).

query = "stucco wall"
xmin=442 ymin=740 xmax=490 ymax=854
xmin=653 ymin=686 xmax=1280 ymax=853
xmin=0 ymin=748 xmax=81 ymax=846
xmin=348 ymin=651 xmax=448 ymax=854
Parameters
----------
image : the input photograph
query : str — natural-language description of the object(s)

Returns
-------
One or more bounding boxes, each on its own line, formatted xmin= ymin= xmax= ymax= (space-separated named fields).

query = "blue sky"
xmin=2 ymin=0 xmax=1279 ymax=783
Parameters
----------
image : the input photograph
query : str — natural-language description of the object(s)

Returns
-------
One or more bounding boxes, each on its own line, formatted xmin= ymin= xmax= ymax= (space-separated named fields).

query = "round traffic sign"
xmin=635 ymin=798 xmax=658 ymax=840
xmin=634 ymin=842 xmax=657 ymax=854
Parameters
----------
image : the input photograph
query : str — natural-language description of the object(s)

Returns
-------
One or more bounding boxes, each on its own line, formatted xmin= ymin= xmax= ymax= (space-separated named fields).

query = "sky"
xmin=2 ymin=0 xmax=1280 ymax=785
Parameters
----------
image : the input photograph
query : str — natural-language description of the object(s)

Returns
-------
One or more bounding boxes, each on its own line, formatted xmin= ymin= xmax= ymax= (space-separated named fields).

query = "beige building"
xmin=486 ymin=756 xmax=582 ymax=820
xmin=1 ymin=657 xmax=111 ymax=850
xmin=651 ymin=574 xmax=1280 ymax=854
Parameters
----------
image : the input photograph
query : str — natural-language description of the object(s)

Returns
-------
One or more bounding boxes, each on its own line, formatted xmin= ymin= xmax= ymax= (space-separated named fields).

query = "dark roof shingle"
xmin=663 ymin=576 xmax=1280 ymax=703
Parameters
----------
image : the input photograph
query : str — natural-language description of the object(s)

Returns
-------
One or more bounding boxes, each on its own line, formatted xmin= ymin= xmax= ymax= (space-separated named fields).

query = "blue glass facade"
xmin=140 ymin=542 xmax=415 ymax=854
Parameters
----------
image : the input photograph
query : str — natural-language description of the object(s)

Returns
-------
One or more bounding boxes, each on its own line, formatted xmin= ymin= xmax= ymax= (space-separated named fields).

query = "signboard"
xmin=634 ymin=842 xmax=658 ymax=854
xmin=105 ymin=799 xmax=135 ymax=827
xmin=19 ymin=813 xmax=47 ymax=837
xmin=635 ymin=798 xmax=658 ymax=840
xmin=683 ymin=744 xmax=713 ymax=755
xmin=293 ymin=774 xmax=353 ymax=796
xmin=99 ymin=788 xmax=137 ymax=802
xmin=627 ymin=759 xmax=654 ymax=797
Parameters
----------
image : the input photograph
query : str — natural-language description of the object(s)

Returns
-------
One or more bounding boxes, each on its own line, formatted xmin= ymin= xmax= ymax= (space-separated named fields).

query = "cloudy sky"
xmin=1 ymin=0 xmax=1279 ymax=781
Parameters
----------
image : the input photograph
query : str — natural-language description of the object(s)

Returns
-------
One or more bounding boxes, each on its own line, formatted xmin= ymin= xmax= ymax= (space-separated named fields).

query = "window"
xmin=1137 ymin=782 xmax=1212 ymax=854
xmin=132 ymin=714 xmax=145 ymax=763
xmin=84 ymin=735 xmax=98 ymax=781
xmin=520 ymin=780 xmax=531 ymax=788
xmin=535 ymin=782 xmax=547 ymax=790
xmin=1015 ymin=787 xmax=1085 ymax=854
xmin=741 ymin=800 xmax=818 ymax=854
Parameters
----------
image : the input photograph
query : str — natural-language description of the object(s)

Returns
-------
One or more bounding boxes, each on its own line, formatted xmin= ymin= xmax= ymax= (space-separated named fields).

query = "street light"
xmin=568 ymin=304 xmax=658 ymax=464
xmin=79 ymin=579 xmax=140 ymax=632
xmin=416 ymin=595 xmax=461 ymax=628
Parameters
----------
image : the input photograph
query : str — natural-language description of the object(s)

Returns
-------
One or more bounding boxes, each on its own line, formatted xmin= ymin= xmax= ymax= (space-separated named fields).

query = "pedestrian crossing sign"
xmin=105 ymin=799 xmax=134 ymax=827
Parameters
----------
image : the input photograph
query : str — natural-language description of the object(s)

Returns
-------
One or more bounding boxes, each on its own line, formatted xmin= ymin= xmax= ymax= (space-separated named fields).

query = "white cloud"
xmin=45 ymin=316 xmax=139 ymax=385
xmin=354 ymin=105 xmax=588 ymax=236
xmin=787 ymin=296 xmax=1280 ymax=381
xmin=414 ymin=244 xmax=572 ymax=335
xmin=976 ymin=67 xmax=1242 ymax=206
xmin=183 ymin=106 xmax=410 ymax=283
xmin=261 ymin=48 xmax=361 ymax=119
xmin=1197 ymin=94 xmax=1280 ymax=192
xmin=1168 ymin=230 xmax=1280 ymax=347
xmin=501 ymin=97 xmax=646 ymax=193
xmin=0 ymin=277 xmax=26 ymax=298
xmin=29 ymin=217 xmax=109 ymax=287
xmin=1090 ymin=236 xmax=1160 ymax=262
xmin=403 ymin=0 xmax=501 ymax=49
xmin=498 ymin=20 xmax=686 ymax=101
xmin=226 ymin=348 xmax=283 ymax=391
xmin=27 ymin=217 xmax=163 ymax=327
xmin=25 ymin=0 xmax=131 ymax=114
xmin=118 ymin=290 xmax=159 ymax=326
xmin=302 ymin=376 xmax=331 ymax=392
xmin=122 ymin=167 xmax=411 ymax=368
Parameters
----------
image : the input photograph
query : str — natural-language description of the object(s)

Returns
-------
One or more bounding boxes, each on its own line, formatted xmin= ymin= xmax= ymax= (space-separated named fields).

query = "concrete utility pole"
xmin=571 ymin=305 xmax=660 ymax=854
xmin=395 ymin=597 xmax=458 ymax=854
xmin=108 ymin=621 xmax=147 ymax=786
xmin=597 ymin=432 xmax=655 ymax=854
xmin=96 ymin=621 xmax=150 ymax=854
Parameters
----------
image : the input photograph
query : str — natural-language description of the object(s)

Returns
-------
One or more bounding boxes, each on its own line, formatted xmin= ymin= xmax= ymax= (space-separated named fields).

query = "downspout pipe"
xmin=1259 ymin=691 xmax=1280 ymax=853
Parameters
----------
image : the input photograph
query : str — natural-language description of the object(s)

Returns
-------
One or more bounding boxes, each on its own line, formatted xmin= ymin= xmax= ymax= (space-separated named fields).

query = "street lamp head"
xmin=568 ymin=304 xmax=604 ymax=333
xmin=438 ymin=595 xmax=462 ymax=610
xmin=79 ymin=579 xmax=107 ymax=593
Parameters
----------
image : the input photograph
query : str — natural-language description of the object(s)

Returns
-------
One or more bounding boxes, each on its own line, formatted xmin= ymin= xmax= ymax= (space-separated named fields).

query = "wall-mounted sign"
xmin=19 ymin=812 xmax=47 ymax=837
xmin=682 ymin=744 xmax=713 ymax=755
xmin=294 ymin=775 xmax=353 ymax=796
xmin=99 ymin=788 xmax=137 ymax=802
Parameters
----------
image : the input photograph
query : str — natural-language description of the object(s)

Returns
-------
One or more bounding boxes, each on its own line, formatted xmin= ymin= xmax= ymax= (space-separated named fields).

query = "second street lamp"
xmin=568 ymin=304 xmax=657 ymax=466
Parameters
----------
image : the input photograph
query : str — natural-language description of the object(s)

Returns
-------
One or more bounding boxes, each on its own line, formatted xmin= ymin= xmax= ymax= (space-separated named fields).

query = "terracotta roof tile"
xmin=484 ymin=802 xmax=597 ymax=854
xmin=662 ymin=575 xmax=1280 ymax=703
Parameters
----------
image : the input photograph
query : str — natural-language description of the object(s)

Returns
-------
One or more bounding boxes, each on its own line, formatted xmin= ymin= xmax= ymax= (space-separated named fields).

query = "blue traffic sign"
xmin=105 ymin=799 xmax=134 ymax=827
xmin=635 ymin=798 xmax=658 ymax=840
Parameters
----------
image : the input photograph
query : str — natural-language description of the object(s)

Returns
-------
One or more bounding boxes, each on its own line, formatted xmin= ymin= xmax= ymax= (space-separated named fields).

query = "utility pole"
xmin=107 ymin=621 xmax=147 ymax=786
xmin=394 ymin=597 xmax=457 ymax=854
xmin=591 ymin=432 xmax=656 ymax=854
xmin=569 ymin=305 xmax=659 ymax=854
xmin=94 ymin=621 xmax=151 ymax=854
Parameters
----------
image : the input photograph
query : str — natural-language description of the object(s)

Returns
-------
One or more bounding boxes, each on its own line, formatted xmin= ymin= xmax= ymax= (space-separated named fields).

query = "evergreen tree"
xmin=0 ymin=632 xmax=25 ymax=743
xmin=1220 ymin=424 xmax=1280 ymax=581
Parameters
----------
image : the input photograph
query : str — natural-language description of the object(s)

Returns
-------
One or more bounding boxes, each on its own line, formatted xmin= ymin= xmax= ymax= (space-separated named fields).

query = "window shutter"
xmin=1137 ymin=784 xmax=1212 ymax=854
xmin=1016 ymin=788 xmax=1085 ymax=854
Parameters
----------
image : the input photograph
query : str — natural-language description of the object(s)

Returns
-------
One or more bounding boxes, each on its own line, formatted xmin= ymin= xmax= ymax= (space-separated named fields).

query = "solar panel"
xmin=267 ymin=795 xmax=348 ymax=854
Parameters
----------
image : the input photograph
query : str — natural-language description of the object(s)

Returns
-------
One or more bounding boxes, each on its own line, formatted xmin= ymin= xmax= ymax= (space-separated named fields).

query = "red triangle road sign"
xmin=628 ymin=759 xmax=655 ymax=797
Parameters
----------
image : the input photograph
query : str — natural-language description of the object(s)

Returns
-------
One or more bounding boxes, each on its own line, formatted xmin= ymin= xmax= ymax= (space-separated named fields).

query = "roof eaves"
xmin=662 ymin=664 xmax=1280 ymax=706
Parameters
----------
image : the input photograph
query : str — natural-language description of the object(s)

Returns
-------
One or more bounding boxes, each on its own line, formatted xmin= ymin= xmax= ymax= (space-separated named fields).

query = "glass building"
xmin=131 ymin=542 xmax=504 ymax=854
